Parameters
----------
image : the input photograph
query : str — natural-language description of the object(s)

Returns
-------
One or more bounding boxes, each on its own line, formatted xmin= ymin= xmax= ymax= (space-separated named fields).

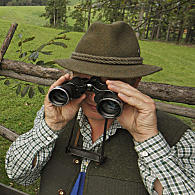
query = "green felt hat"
xmin=55 ymin=21 xmax=162 ymax=78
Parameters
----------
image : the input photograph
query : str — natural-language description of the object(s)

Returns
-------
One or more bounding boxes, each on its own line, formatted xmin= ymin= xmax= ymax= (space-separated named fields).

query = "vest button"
xmin=58 ymin=189 xmax=66 ymax=195
xmin=73 ymin=158 xmax=80 ymax=164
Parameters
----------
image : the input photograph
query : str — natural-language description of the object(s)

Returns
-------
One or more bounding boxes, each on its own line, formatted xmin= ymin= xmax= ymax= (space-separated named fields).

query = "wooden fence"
xmin=0 ymin=23 xmax=195 ymax=142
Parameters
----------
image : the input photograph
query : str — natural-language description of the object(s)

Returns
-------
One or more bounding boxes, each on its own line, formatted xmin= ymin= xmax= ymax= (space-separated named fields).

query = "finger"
xmin=118 ymin=92 xmax=155 ymax=113
xmin=107 ymin=81 xmax=154 ymax=108
xmin=49 ymin=73 xmax=71 ymax=91
xmin=107 ymin=80 xmax=151 ymax=103
xmin=107 ymin=80 xmax=138 ymax=92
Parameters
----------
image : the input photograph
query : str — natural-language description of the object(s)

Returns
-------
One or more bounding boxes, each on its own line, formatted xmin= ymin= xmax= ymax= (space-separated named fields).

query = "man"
xmin=5 ymin=21 xmax=195 ymax=195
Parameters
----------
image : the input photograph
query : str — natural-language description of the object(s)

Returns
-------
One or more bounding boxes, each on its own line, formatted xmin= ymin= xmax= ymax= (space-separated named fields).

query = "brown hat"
xmin=55 ymin=21 xmax=162 ymax=78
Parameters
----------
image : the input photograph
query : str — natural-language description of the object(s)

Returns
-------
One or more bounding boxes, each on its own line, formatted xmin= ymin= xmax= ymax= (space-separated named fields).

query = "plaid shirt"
xmin=5 ymin=106 xmax=195 ymax=194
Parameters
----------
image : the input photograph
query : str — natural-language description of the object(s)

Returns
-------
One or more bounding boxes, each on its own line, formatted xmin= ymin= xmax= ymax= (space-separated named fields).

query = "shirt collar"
xmin=77 ymin=108 xmax=122 ymax=145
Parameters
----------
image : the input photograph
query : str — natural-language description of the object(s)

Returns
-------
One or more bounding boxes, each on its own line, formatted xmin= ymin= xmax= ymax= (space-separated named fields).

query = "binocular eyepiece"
xmin=48 ymin=76 xmax=123 ymax=119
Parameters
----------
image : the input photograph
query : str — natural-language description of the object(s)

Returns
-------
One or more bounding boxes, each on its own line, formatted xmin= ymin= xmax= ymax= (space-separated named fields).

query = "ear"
xmin=134 ymin=77 xmax=142 ymax=88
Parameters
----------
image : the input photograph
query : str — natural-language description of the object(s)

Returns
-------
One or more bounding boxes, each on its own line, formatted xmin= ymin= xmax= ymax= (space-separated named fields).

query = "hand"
xmin=106 ymin=80 xmax=158 ymax=142
xmin=44 ymin=74 xmax=86 ymax=131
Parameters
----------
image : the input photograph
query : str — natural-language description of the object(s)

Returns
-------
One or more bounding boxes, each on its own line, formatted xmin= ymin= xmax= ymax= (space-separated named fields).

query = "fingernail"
xmin=118 ymin=93 xmax=126 ymax=98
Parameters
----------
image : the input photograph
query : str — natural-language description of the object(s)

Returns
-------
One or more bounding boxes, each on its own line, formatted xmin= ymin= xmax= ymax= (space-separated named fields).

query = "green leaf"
xmin=44 ymin=61 xmax=55 ymax=66
xmin=54 ymin=35 xmax=67 ymax=40
xmin=38 ymin=86 xmax=45 ymax=95
xmin=37 ymin=43 xmax=48 ymax=52
xmin=36 ymin=60 xmax=45 ymax=65
xmin=19 ymin=52 xmax=27 ymax=58
xmin=18 ymin=41 xmax=22 ymax=47
xmin=40 ymin=51 xmax=53 ymax=55
xmin=29 ymin=51 xmax=39 ymax=61
xmin=28 ymin=87 xmax=35 ymax=98
xmin=58 ymin=31 xmax=67 ymax=35
xmin=16 ymin=84 xmax=21 ymax=95
xmin=4 ymin=80 xmax=10 ymax=86
xmin=21 ymin=86 xmax=30 ymax=97
xmin=23 ymin=36 xmax=35 ymax=43
xmin=52 ymin=42 xmax=67 ymax=48
xmin=18 ymin=34 xmax=22 ymax=39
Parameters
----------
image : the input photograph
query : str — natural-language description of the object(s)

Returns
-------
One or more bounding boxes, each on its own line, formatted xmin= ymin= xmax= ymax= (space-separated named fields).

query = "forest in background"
xmin=0 ymin=0 xmax=195 ymax=44
xmin=0 ymin=0 xmax=46 ymax=6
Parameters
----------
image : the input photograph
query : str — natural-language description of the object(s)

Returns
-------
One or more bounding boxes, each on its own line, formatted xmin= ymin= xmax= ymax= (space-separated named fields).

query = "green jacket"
xmin=39 ymin=111 xmax=189 ymax=195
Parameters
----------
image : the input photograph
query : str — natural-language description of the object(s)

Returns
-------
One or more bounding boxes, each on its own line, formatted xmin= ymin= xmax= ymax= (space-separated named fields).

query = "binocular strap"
xmin=66 ymin=115 xmax=108 ymax=164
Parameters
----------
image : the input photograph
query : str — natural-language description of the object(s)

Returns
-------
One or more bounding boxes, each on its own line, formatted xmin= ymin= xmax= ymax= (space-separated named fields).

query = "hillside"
xmin=0 ymin=18 xmax=83 ymax=61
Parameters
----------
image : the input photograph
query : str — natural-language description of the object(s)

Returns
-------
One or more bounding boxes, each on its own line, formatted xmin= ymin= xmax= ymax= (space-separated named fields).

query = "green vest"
xmin=39 ymin=111 xmax=189 ymax=195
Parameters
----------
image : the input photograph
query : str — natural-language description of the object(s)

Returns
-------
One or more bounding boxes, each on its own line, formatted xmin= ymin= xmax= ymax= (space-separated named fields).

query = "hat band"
xmin=71 ymin=52 xmax=143 ymax=65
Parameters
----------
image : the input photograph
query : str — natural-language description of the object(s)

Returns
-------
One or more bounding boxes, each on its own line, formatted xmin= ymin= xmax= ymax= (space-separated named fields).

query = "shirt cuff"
xmin=134 ymin=132 xmax=171 ymax=164
xmin=32 ymin=106 xmax=60 ymax=147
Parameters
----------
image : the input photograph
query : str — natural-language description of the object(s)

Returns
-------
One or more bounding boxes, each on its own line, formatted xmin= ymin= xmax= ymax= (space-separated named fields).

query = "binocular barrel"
xmin=48 ymin=77 xmax=123 ymax=118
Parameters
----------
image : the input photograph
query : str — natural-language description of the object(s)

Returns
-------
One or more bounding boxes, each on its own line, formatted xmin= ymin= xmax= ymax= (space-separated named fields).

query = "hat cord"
xmin=71 ymin=52 xmax=143 ymax=65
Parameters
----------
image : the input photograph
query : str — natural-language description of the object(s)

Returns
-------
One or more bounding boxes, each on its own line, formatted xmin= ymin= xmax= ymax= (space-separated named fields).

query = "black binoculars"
xmin=48 ymin=76 xmax=123 ymax=118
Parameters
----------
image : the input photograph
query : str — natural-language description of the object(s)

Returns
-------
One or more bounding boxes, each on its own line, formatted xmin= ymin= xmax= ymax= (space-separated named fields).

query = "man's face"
xmin=73 ymin=73 xmax=105 ymax=121
xmin=73 ymin=72 xmax=140 ymax=121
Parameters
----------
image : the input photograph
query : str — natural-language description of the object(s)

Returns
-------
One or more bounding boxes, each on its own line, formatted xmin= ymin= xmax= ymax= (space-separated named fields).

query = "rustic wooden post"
xmin=0 ymin=125 xmax=19 ymax=142
xmin=0 ymin=23 xmax=18 ymax=64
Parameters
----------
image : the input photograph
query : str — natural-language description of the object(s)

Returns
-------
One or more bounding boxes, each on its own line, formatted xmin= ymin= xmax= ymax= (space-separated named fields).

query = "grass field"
xmin=0 ymin=6 xmax=48 ymax=26
xmin=0 ymin=6 xmax=195 ymax=195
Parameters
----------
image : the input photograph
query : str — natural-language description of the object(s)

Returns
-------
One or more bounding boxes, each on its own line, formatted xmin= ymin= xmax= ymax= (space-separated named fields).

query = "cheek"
xmin=81 ymin=102 xmax=104 ymax=119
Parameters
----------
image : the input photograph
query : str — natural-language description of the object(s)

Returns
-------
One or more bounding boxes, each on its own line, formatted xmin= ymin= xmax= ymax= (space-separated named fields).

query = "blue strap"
xmin=70 ymin=172 xmax=86 ymax=195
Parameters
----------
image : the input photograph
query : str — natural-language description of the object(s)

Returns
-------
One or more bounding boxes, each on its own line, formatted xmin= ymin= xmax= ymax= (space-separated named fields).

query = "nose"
xmin=87 ymin=92 xmax=96 ymax=102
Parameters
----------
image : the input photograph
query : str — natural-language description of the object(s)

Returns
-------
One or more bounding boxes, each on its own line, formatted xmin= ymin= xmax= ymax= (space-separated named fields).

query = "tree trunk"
xmin=177 ymin=18 xmax=184 ymax=43
xmin=166 ymin=23 xmax=171 ymax=41
xmin=137 ymin=5 xmax=145 ymax=39
xmin=156 ymin=13 xmax=163 ymax=40
xmin=151 ymin=23 xmax=157 ymax=40
xmin=185 ymin=24 xmax=192 ymax=43
xmin=145 ymin=18 xmax=151 ymax=39
xmin=87 ymin=0 xmax=92 ymax=29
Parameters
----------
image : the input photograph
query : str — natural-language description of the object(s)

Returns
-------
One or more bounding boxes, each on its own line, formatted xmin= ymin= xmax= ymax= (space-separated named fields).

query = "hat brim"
xmin=55 ymin=59 xmax=162 ymax=78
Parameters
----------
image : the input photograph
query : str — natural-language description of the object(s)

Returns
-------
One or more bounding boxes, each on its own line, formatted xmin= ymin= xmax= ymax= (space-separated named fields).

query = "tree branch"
xmin=0 ymin=125 xmax=19 ymax=142
xmin=134 ymin=0 xmax=189 ymax=30
xmin=1 ymin=59 xmax=194 ymax=105
xmin=1 ymin=59 xmax=67 ymax=80
xmin=0 ymin=23 xmax=18 ymax=63
xmin=155 ymin=102 xmax=195 ymax=119
xmin=0 ymin=69 xmax=55 ymax=86
xmin=138 ymin=82 xmax=195 ymax=105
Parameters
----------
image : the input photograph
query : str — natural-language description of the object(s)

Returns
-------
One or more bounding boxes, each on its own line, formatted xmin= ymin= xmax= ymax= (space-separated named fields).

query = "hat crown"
xmin=55 ymin=21 xmax=162 ymax=79
xmin=75 ymin=21 xmax=140 ymax=58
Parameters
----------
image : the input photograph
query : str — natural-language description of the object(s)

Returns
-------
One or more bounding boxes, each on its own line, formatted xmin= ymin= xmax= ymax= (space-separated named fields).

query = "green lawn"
xmin=0 ymin=11 xmax=195 ymax=195
xmin=140 ymin=40 xmax=195 ymax=87
xmin=0 ymin=6 xmax=48 ymax=26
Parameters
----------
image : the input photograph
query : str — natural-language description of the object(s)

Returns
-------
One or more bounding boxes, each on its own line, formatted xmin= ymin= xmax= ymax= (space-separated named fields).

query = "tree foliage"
xmin=66 ymin=0 xmax=194 ymax=43
xmin=1 ymin=0 xmax=46 ymax=6
xmin=41 ymin=0 xmax=70 ymax=29
xmin=2 ymin=0 xmax=194 ymax=43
